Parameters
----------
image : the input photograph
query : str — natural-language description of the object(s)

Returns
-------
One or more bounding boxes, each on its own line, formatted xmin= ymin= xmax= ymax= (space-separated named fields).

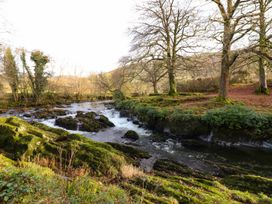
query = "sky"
xmin=1 ymin=0 xmax=140 ymax=75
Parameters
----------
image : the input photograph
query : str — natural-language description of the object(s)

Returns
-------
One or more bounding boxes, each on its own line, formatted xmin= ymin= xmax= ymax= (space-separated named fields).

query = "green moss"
xmin=0 ymin=117 xmax=127 ymax=178
xmin=122 ymin=182 xmax=178 ymax=204
xmin=117 ymin=99 xmax=272 ymax=141
xmin=108 ymin=143 xmax=151 ymax=165
xmin=0 ymin=155 xmax=131 ymax=204
xmin=0 ymin=154 xmax=15 ymax=168
xmin=126 ymin=175 xmax=272 ymax=204
xmin=55 ymin=116 xmax=78 ymax=130
xmin=153 ymin=159 xmax=209 ymax=179
xmin=223 ymin=174 xmax=272 ymax=196
xmin=123 ymin=130 xmax=140 ymax=140
xmin=0 ymin=158 xmax=65 ymax=203
xmin=168 ymin=110 xmax=209 ymax=138
xmin=31 ymin=121 xmax=69 ymax=136
xmin=68 ymin=176 xmax=130 ymax=204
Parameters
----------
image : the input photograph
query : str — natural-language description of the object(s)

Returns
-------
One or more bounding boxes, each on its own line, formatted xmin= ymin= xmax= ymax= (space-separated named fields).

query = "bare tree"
xmin=138 ymin=61 xmax=167 ymax=94
xmin=131 ymin=0 xmax=200 ymax=95
xmin=252 ymin=0 xmax=272 ymax=93
xmin=94 ymin=63 xmax=134 ymax=96
xmin=211 ymin=0 xmax=256 ymax=99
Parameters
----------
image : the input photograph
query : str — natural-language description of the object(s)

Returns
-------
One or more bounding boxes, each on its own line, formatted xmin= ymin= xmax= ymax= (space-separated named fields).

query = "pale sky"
xmin=0 ymin=0 xmax=221 ymax=76
xmin=1 ymin=0 xmax=139 ymax=75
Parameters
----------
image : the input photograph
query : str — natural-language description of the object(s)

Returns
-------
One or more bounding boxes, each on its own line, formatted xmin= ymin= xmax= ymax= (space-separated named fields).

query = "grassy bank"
xmin=115 ymin=95 xmax=272 ymax=143
xmin=0 ymin=117 xmax=272 ymax=203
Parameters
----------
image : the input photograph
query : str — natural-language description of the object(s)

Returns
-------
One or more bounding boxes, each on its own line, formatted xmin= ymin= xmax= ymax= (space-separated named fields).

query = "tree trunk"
xmin=168 ymin=65 xmax=177 ymax=96
xmin=258 ymin=0 xmax=268 ymax=94
xmin=259 ymin=57 xmax=268 ymax=93
xmin=11 ymin=88 xmax=18 ymax=102
xmin=153 ymin=81 xmax=159 ymax=94
xmin=219 ymin=21 xmax=231 ymax=100
xmin=219 ymin=59 xmax=230 ymax=99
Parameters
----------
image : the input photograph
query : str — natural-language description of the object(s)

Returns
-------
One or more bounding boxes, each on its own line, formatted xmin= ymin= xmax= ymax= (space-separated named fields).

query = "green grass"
xmin=0 ymin=154 xmax=131 ymax=204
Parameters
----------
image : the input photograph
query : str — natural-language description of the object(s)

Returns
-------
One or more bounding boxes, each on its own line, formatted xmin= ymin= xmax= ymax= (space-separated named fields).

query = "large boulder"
xmin=79 ymin=112 xmax=114 ymax=132
xmin=0 ymin=117 xmax=127 ymax=178
xmin=122 ymin=130 xmax=139 ymax=141
xmin=55 ymin=112 xmax=115 ymax=132
xmin=55 ymin=117 xmax=78 ymax=130
xmin=33 ymin=109 xmax=67 ymax=119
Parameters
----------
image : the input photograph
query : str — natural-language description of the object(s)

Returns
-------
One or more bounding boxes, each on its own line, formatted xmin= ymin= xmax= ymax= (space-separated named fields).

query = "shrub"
xmin=115 ymin=100 xmax=137 ymax=110
xmin=169 ymin=109 xmax=199 ymax=122
xmin=113 ymin=90 xmax=126 ymax=101
xmin=203 ymin=105 xmax=270 ymax=131
xmin=177 ymin=78 xmax=219 ymax=93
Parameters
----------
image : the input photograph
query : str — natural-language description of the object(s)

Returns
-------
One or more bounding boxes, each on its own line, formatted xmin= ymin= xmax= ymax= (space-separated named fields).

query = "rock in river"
xmin=123 ymin=130 xmax=139 ymax=141
xmin=33 ymin=109 xmax=67 ymax=119
xmin=55 ymin=111 xmax=115 ymax=132
xmin=55 ymin=116 xmax=78 ymax=130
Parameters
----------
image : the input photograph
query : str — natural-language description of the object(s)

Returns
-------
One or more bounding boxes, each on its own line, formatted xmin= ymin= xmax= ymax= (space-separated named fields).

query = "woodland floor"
xmin=228 ymin=84 xmax=272 ymax=107
xmin=132 ymin=83 xmax=272 ymax=114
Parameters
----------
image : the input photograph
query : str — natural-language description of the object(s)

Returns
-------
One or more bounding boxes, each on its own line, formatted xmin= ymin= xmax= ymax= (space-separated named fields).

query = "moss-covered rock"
xmin=55 ymin=116 xmax=78 ymax=130
xmin=55 ymin=111 xmax=115 ymax=132
xmin=116 ymin=100 xmax=272 ymax=147
xmin=123 ymin=130 xmax=140 ymax=141
xmin=168 ymin=111 xmax=210 ymax=139
xmin=76 ymin=111 xmax=114 ymax=132
xmin=0 ymin=154 xmax=131 ymax=204
xmin=153 ymin=159 xmax=209 ymax=179
xmin=107 ymin=143 xmax=151 ymax=166
xmin=0 ymin=117 xmax=127 ymax=178
xmin=33 ymin=108 xmax=67 ymax=119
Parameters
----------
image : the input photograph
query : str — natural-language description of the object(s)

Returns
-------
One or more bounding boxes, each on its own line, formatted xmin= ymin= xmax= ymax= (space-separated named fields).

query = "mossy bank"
xmin=115 ymin=97 xmax=272 ymax=149
xmin=0 ymin=117 xmax=272 ymax=203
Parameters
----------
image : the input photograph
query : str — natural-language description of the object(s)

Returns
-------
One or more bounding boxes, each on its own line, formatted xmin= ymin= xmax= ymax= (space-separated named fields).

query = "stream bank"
xmin=1 ymin=101 xmax=272 ymax=176
xmin=0 ymin=101 xmax=272 ymax=203
xmin=115 ymin=99 xmax=272 ymax=150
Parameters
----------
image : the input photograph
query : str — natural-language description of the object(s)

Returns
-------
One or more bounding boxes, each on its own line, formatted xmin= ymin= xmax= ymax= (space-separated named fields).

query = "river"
xmin=2 ymin=101 xmax=272 ymax=174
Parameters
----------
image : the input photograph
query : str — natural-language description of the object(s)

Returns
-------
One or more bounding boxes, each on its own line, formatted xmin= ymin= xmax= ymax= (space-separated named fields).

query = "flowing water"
xmin=3 ymin=101 xmax=272 ymax=174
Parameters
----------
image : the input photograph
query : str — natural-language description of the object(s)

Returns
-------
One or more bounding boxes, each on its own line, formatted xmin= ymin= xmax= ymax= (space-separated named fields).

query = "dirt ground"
xmin=228 ymin=84 xmax=272 ymax=108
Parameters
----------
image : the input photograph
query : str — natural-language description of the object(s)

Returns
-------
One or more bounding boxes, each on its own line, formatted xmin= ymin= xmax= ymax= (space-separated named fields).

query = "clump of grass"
xmin=67 ymin=176 xmax=131 ymax=204
xmin=121 ymin=165 xmax=145 ymax=179
xmin=177 ymin=78 xmax=219 ymax=93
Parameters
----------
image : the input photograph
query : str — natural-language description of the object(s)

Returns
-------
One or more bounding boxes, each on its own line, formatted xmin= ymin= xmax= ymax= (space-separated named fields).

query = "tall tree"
xmin=254 ymin=0 xmax=272 ymax=93
xmin=211 ymin=0 xmax=255 ymax=99
xmin=3 ymin=48 xmax=19 ymax=102
xmin=131 ymin=0 xmax=200 ymax=95
xmin=21 ymin=50 xmax=50 ymax=101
